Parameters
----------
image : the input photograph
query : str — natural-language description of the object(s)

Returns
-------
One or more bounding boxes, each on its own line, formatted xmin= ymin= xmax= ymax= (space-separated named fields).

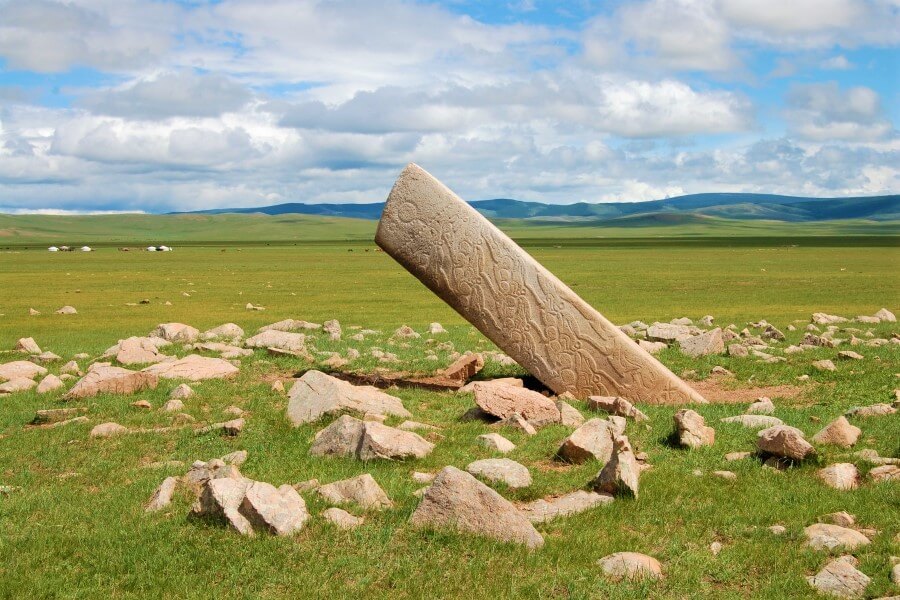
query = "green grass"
xmin=0 ymin=234 xmax=898 ymax=599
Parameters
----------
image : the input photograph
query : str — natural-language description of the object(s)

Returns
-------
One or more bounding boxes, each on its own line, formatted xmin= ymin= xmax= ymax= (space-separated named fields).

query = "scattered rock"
xmin=869 ymin=465 xmax=900 ymax=483
xmin=597 ymin=552 xmax=663 ymax=581
xmin=874 ymin=308 xmax=896 ymax=322
xmin=804 ymin=524 xmax=871 ymax=551
xmin=674 ymin=409 xmax=715 ymax=448
xmin=358 ymin=420 xmax=435 ymax=461
xmin=442 ymin=353 xmax=484 ymax=381
xmin=465 ymin=458 xmax=531 ymax=489
xmin=151 ymin=323 xmax=199 ymax=343
xmin=169 ymin=383 xmax=194 ymax=400
xmin=131 ymin=399 xmax=152 ymax=409
xmin=317 ymin=474 xmax=392 ymax=509
xmin=31 ymin=407 xmax=86 ymax=425
xmin=679 ymin=328 xmax=725 ymax=357
xmin=476 ymin=433 xmax=515 ymax=454
xmin=55 ymin=306 xmax=77 ymax=315
xmin=720 ymin=414 xmax=784 ymax=429
xmin=65 ymin=364 xmax=159 ymax=399
xmin=191 ymin=477 xmax=253 ymax=535
xmin=837 ymin=350 xmax=864 ymax=361
xmin=0 ymin=377 xmax=36 ymax=394
xmin=647 ymin=323 xmax=692 ymax=342
xmin=90 ymin=422 xmax=128 ymax=438
xmin=0 ymin=360 xmax=47 ymax=381
xmin=769 ymin=525 xmax=787 ymax=535
xmin=322 ymin=507 xmax=363 ymax=529
xmin=409 ymin=466 xmax=544 ymax=549
xmin=846 ymin=404 xmax=896 ymax=417
xmin=812 ymin=313 xmax=848 ymax=325
xmin=14 ymin=337 xmax=41 ymax=354
xmin=518 ymin=491 xmax=613 ymax=523
xmin=143 ymin=355 xmax=239 ymax=381
xmin=817 ymin=464 xmax=860 ymax=490
xmin=813 ymin=359 xmax=837 ymax=372
xmin=592 ymin=435 xmax=640 ymax=498
xmin=587 ymin=396 xmax=648 ymax=421
xmin=712 ymin=470 xmax=737 ymax=480
xmin=240 ymin=481 xmax=308 ymax=536
xmin=728 ymin=344 xmax=749 ymax=357
xmin=286 ymin=370 xmax=411 ymax=426
xmin=758 ymin=425 xmax=816 ymax=461
xmin=725 ymin=451 xmax=752 ymax=461
xmin=637 ymin=340 xmax=667 ymax=354
xmin=323 ymin=319 xmax=342 ymax=341
xmin=428 ymin=322 xmax=447 ymax=334
xmin=145 ymin=476 xmax=179 ymax=512
xmin=474 ymin=383 xmax=560 ymax=427
xmin=201 ymin=323 xmax=245 ymax=341
xmin=557 ymin=418 xmax=615 ymax=464
xmin=806 ymin=555 xmax=870 ymax=599
xmin=393 ymin=325 xmax=420 ymax=338
xmin=824 ymin=512 xmax=856 ymax=528
xmin=244 ymin=330 xmax=306 ymax=352
xmin=747 ymin=397 xmax=775 ymax=415
xmin=35 ymin=374 xmax=64 ymax=394
xmin=113 ymin=336 xmax=170 ymax=365
xmin=812 ymin=417 xmax=861 ymax=448
xmin=556 ymin=400 xmax=585 ymax=427
xmin=198 ymin=418 xmax=245 ymax=436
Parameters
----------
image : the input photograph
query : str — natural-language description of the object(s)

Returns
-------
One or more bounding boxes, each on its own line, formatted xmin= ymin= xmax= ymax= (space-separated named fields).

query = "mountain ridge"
xmin=176 ymin=193 xmax=899 ymax=222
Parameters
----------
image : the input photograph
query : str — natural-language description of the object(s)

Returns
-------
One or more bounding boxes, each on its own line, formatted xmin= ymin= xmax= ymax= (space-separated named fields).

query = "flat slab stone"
xmin=375 ymin=163 xmax=704 ymax=404
xmin=807 ymin=556 xmax=870 ymax=599
xmin=465 ymin=458 xmax=531 ymax=489
xmin=518 ymin=491 xmax=613 ymax=523
xmin=804 ymin=524 xmax=871 ymax=551
xmin=317 ymin=474 xmax=392 ymax=509
xmin=473 ymin=382 xmax=560 ymax=427
xmin=65 ymin=364 xmax=159 ymax=399
xmin=142 ymin=355 xmax=238 ymax=381
xmin=286 ymin=370 xmax=411 ymax=426
xmin=0 ymin=360 xmax=47 ymax=381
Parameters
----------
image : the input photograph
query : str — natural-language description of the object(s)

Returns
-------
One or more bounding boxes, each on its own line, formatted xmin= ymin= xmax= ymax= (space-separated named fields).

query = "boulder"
xmin=442 ymin=353 xmax=484 ymax=381
xmin=239 ymin=481 xmax=308 ymax=536
xmin=151 ymin=323 xmax=199 ymax=342
xmin=358 ymin=421 xmax=435 ymax=461
xmin=473 ymin=383 xmax=560 ymax=427
xmin=0 ymin=377 xmax=37 ymax=394
xmin=720 ymin=414 xmax=784 ymax=429
xmin=518 ymin=491 xmax=613 ymax=523
xmin=317 ymin=474 xmax=392 ymax=509
xmin=15 ymin=337 xmax=41 ymax=354
xmin=557 ymin=418 xmax=615 ymax=464
xmin=191 ymin=477 xmax=254 ymax=535
xmin=806 ymin=556 xmax=870 ymax=599
xmin=113 ymin=336 xmax=170 ymax=365
xmin=804 ymin=524 xmax=870 ymax=551
xmin=65 ymin=365 xmax=158 ymax=399
xmin=556 ymin=400 xmax=585 ymax=427
xmin=145 ymin=476 xmax=179 ymax=512
xmin=597 ymin=552 xmax=663 ymax=581
xmin=592 ymin=435 xmax=640 ymax=498
xmin=0 ymin=360 xmax=47 ymax=381
xmin=679 ymin=328 xmax=725 ymax=357
xmin=201 ymin=323 xmax=245 ymax=341
xmin=587 ymin=396 xmax=648 ymax=421
xmin=409 ymin=466 xmax=543 ymax=549
xmin=244 ymin=330 xmax=306 ymax=352
xmin=322 ymin=507 xmax=364 ymax=529
xmin=465 ymin=458 xmax=531 ymax=489
xmin=286 ymin=370 xmax=410 ymax=426
xmin=476 ymin=433 xmax=516 ymax=454
xmin=142 ymin=355 xmax=239 ymax=381
xmin=674 ymin=409 xmax=715 ymax=448
xmin=817 ymin=463 xmax=860 ymax=490
xmin=812 ymin=417 xmax=861 ymax=448
xmin=757 ymin=425 xmax=815 ymax=461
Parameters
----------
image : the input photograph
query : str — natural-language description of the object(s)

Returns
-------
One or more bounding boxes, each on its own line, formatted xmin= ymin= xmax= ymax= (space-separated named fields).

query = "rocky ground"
xmin=0 ymin=308 xmax=898 ymax=599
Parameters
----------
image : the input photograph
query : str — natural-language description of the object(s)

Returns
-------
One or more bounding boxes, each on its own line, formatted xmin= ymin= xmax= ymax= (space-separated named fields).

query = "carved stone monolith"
xmin=375 ymin=163 xmax=704 ymax=404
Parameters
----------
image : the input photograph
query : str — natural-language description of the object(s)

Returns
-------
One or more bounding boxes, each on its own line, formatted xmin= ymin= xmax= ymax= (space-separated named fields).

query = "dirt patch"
xmin=689 ymin=377 xmax=811 ymax=404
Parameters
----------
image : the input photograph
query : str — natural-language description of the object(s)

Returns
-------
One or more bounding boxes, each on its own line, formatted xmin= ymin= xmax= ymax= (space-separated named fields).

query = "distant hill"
xmin=180 ymin=193 xmax=900 ymax=223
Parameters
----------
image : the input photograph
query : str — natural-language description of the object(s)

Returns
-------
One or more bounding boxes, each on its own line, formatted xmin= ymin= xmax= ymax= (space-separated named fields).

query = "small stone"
xmin=317 ymin=474 xmax=392 ymax=509
xmin=191 ymin=477 xmax=253 ymax=535
xmin=768 ymin=525 xmax=786 ymax=535
xmin=804 ymin=524 xmax=870 ymax=551
xmin=813 ymin=359 xmax=837 ymax=372
xmin=220 ymin=450 xmax=248 ymax=466
xmin=812 ymin=417 xmax=861 ymax=448
xmin=874 ymin=308 xmax=896 ymax=322
xmin=587 ymin=396 xmax=648 ymax=421
xmin=710 ymin=541 xmax=723 ymax=555
xmin=712 ymin=470 xmax=737 ymax=480
xmin=239 ymin=481 xmax=308 ymax=536
xmin=36 ymin=374 xmax=64 ymax=394
xmin=747 ymin=397 xmax=775 ymax=415
xmin=817 ymin=464 xmax=860 ymax=490
xmin=412 ymin=472 xmax=435 ymax=484
xmin=597 ymin=552 xmax=663 ymax=581
xmin=846 ymin=404 xmax=896 ymax=417
xmin=474 ymin=383 xmax=560 ymax=426
xmin=131 ymin=399 xmax=152 ymax=409
xmin=90 ymin=422 xmax=128 ymax=438
xmin=679 ymin=328 xmax=725 ymax=357
xmin=442 ymin=353 xmax=485 ymax=382
xmin=465 ymin=458 xmax=531 ymax=489
xmin=806 ymin=555 xmax=870 ymax=599
xmin=322 ymin=507 xmax=363 ymax=529
xmin=869 ymin=465 xmax=900 ymax=482
xmin=55 ymin=305 xmax=77 ymax=315
xmin=725 ymin=451 xmax=751 ymax=461
xmin=555 ymin=400 xmax=585 ymax=427
xmin=721 ymin=414 xmax=784 ymax=428
xmin=476 ymin=433 xmax=516 ymax=454
xmin=592 ymin=435 xmax=640 ymax=498
xmin=428 ymin=322 xmax=447 ymax=334
xmin=674 ymin=409 xmax=715 ymax=448
xmin=518 ymin=491 xmax=613 ymax=523
xmin=14 ymin=337 xmax=41 ymax=354
xmin=823 ymin=512 xmax=855 ymax=528
xmin=557 ymin=418 xmax=615 ymax=464
xmin=169 ymin=383 xmax=194 ymax=400
xmin=161 ymin=399 xmax=184 ymax=412
xmin=757 ymin=425 xmax=816 ymax=461
xmin=145 ymin=476 xmax=178 ymax=512
xmin=838 ymin=350 xmax=864 ymax=360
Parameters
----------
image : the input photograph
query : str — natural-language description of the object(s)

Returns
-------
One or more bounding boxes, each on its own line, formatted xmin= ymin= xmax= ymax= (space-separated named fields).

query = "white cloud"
xmin=820 ymin=55 xmax=854 ymax=70
xmin=786 ymin=83 xmax=894 ymax=141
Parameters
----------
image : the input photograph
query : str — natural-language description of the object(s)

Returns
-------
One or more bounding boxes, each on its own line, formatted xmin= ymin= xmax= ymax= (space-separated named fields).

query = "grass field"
xmin=0 ymin=229 xmax=898 ymax=599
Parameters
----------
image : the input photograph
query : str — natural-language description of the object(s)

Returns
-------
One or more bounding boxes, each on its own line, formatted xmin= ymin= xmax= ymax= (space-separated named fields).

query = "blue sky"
xmin=0 ymin=0 xmax=897 ymax=213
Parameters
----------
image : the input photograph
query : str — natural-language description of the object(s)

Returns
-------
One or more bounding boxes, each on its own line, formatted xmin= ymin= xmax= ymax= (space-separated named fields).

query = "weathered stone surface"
xmin=65 ymin=364 xmax=158 ymax=399
xmin=812 ymin=417 xmax=861 ymax=447
xmin=34 ymin=351 xmax=62 ymax=363
xmin=813 ymin=313 xmax=848 ymax=325
xmin=323 ymin=319 xmax=342 ymax=341
xmin=674 ymin=409 xmax=715 ymax=448
xmin=679 ymin=328 xmax=725 ymax=357
xmin=145 ymin=476 xmax=179 ymax=512
xmin=15 ymin=337 xmax=41 ymax=354
xmin=90 ymin=422 xmax=128 ymax=438
xmin=758 ymin=425 xmax=815 ymax=461
xmin=192 ymin=477 xmax=253 ymax=535
xmin=814 ymin=359 xmax=837 ymax=372
xmin=476 ymin=433 xmax=516 ymax=453
xmin=151 ymin=323 xmax=199 ymax=343
xmin=0 ymin=377 xmax=36 ymax=393
xmin=201 ymin=323 xmax=245 ymax=340
xmin=409 ymin=465 xmax=543 ymax=549
xmin=142 ymin=355 xmax=238 ymax=381
xmin=807 ymin=555 xmax=870 ymax=599
xmin=55 ymin=305 xmax=77 ymax=315
xmin=162 ymin=399 xmax=184 ymax=412
xmin=597 ymin=552 xmax=663 ymax=581
xmin=518 ymin=490 xmax=613 ymax=523
xmin=500 ymin=412 xmax=537 ymax=435
xmin=817 ymin=463 xmax=860 ymax=490
xmin=465 ymin=458 xmax=531 ymax=489
xmin=0 ymin=360 xmax=47 ymax=381
xmin=358 ymin=421 xmax=435 ymax=461
xmin=823 ymin=512 xmax=856 ymax=528
xmin=747 ymin=397 xmax=775 ymax=415
xmin=837 ymin=350 xmax=864 ymax=361
xmin=239 ymin=481 xmax=308 ymax=536
xmin=322 ymin=507 xmax=364 ymax=529
xmin=428 ymin=322 xmax=447 ymax=334
xmin=169 ymin=383 xmax=194 ymax=400
xmin=637 ymin=340 xmax=667 ymax=354
xmin=869 ymin=465 xmax=900 ymax=482
xmin=846 ymin=404 xmax=896 ymax=417
xmin=393 ymin=324 xmax=420 ymax=339
xmin=442 ymin=352 xmax=484 ymax=381
xmin=114 ymin=336 xmax=169 ymax=365
xmin=804 ymin=524 xmax=871 ymax=551
xmin=286 ymin=370 xmax=411 ymax=426
xmin=556 ymin=400 xmax=585 ymax=427
xmin=193 ymin=342 xmax=252 ymax=359
xmin=647 ymin=323 xmax=693 ymax=342
xmin=874 ymin=308 xmax=896 ymax=322
xmin=720 ymin=414 xmax=784 ymax=429
xmin=473 ymin=383 xmax=560 ymax=426
xmin=557 ymin=418 xmax=615 ymax=464
xmin=317 ymin=474 xmax=392 ymax=509
xmin=587 ymin=396 xmax=648 ymax=421
xmin=309 ymin=415 xmax=365 ymax=458
xmin=220 ymin=450 xmax=248 ymax=466
xmin=375 ymin=164 xmax=704 ymax=404
xmin=458 ymin=377 xmax=523 ymax=394
xmin=592 ymin=435 xmax=640 ymax=498
xmin=258 ymin=319 xmax=320 ymax=333
xmin=60 ymin=360 xmax=81 ymax=375
xmin=32 ymin=407 xmax=86 ymax=424
xmin=244 ymin=330 xmax=306 ymax=352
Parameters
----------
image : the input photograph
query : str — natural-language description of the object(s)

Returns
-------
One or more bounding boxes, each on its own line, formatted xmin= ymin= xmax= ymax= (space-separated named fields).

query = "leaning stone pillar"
xmin=375 ymin=163 xmax=705 ymax=404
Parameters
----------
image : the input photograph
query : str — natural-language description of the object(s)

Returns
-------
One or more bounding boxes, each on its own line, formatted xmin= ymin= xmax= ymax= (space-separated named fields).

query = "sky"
xmin=0 ymin=0 xmax=897 ymax=214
